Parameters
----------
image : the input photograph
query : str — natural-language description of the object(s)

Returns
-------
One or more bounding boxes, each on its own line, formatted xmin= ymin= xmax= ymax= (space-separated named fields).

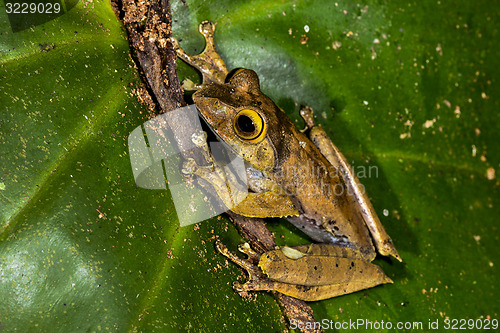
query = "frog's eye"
xmin=233 ymin=109 xmax=267 ymax=143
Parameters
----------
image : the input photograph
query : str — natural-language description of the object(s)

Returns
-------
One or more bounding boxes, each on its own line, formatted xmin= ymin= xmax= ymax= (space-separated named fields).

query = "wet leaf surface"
xmin=1 ymin=0 xmax=498 ymax=331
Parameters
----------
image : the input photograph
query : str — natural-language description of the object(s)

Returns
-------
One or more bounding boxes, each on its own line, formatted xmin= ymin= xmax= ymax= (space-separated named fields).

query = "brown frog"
xmin=172 ymin=21 xmax=401 ymax=301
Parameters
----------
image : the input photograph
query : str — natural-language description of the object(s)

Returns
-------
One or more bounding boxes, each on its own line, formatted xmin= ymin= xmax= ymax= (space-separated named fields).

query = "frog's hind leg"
xmin=216 ymin=241 xmax=392 ymax=301
xmin=299 ymin=106 xmax=401 ymax=262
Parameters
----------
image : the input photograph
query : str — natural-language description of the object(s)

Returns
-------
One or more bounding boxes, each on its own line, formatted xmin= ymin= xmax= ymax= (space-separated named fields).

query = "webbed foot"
xmin=170 ymin=21 xmax=228 ymax=86
xmin=215 ymin=240 xmax=266 ymax=293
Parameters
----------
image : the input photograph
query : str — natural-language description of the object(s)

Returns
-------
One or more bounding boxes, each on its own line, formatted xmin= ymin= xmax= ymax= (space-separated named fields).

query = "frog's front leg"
xmin=300 ymin=106 xmax=401 ymax=262
xmin=181 ymin=132 xmax=299 ymax=218
xmin=217 ymin=241 xmax=393 ymax=302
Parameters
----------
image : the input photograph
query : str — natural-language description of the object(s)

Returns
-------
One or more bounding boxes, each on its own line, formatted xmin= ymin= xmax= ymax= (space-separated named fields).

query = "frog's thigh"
xmin=254 ymin=247 xmax=392 ymax=301
xmin=232 ymin=191 xmax=299 ymax=218
xmin=260 ymin=248 xmax=392 ymax=287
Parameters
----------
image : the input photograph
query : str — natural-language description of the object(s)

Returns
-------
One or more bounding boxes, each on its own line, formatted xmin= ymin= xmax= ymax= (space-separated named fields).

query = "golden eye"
xmin=233 ymin=109 xmax=266 ymax=142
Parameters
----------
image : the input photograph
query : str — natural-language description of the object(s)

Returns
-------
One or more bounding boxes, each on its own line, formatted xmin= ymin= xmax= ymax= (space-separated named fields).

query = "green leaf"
xmin=1 ymin=0 xmax=498 ymax=332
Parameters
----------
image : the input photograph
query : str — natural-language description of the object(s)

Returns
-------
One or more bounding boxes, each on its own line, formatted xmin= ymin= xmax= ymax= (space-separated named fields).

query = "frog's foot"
xmin=170 ymin=21 xmax=228 ymax=86
xmin=181 ymin=130 xmax=253 ymax=212
xmin=215 ymin=240 xmax=264 ymax=282
xmin=190 ymin=130 xmax=206 ymax=146
xmin=216 ymin=241 xmax=298 ymax=298
xmin=190 ymin=130 xmax=213 ymax=160
xmin=181 ymin=158 xmax=227 ymax=187
xmin=180 ymin=130 xmax=214 ymax=176
xmin=216 ymin=241 xmax=314 ymax=299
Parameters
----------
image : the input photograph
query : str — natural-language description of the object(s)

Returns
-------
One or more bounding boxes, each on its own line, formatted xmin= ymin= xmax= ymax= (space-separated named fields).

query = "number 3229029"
xmin=444 ymin=318 xmax=498 ymax=330
xmin=6 ymin=2 xmax=61 ymax=14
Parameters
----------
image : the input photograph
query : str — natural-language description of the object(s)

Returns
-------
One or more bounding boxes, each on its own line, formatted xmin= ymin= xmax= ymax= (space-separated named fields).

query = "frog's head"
xmin=193 ymin=69 xmax=294 ymax=172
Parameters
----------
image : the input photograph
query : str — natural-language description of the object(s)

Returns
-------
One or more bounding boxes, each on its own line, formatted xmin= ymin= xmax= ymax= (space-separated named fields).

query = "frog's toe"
xmin=181 ymin=78 xmax=197 ymax=91
xmin=216 ymin=241 xmax=264 ymax=283
xmin=215 ymin=239 xmax=229 ymax=255
xmin=233 ymin=280 xmax=261 ymax=293
xmin=190 ymin=130 xmax=208 ymax=148
xmin=237 ymin=243 xmax=260 ymax=262
xmin=232 ymin=281 xmax=245 ymax=291
xmin=169 ymin=36 xmax=180 ymax=49
xmin=233 ymin=279 xmax=274 ymax=294
xmin=299 ymin=105 xmax=316 ymax=129
xmin=181 ymin=158 xmax=198 ymax=174
xmin=199 ymin=20 xmax=216 ymax=36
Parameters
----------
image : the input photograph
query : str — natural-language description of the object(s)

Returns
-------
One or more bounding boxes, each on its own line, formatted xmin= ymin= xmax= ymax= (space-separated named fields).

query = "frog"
xmin=171 ymin=21 xmax=401 ymax=301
